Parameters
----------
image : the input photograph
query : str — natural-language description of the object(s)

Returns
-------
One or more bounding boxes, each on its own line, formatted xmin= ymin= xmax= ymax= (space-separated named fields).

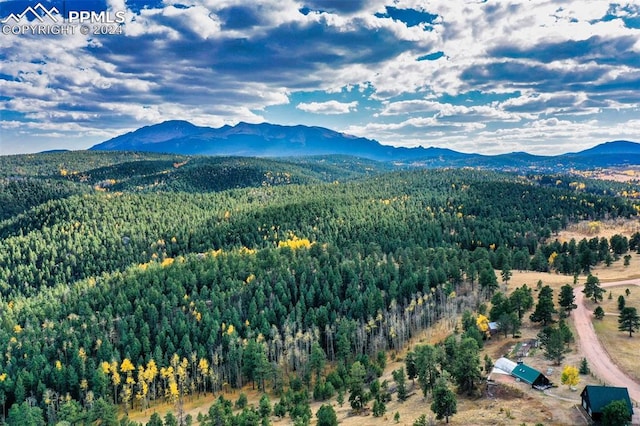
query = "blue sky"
xmin=1 ymin=0 xmax=640 ymax=155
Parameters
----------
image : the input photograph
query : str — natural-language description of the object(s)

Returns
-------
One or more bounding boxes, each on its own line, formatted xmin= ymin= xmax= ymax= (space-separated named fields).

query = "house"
xmin=511 ymin=363 xmax=551 ymax=389
xmin=488 ymin=322 xmax=500 ymax=336
xmin=493 ymin=357 xmax=517 ymax=375
xmin=580 ymin=385 xmax=633 ymax=422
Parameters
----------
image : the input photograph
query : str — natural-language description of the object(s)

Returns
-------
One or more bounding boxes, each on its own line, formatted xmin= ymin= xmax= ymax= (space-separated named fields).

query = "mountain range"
xmin=90 ymin=120 xmax=640 ymax=171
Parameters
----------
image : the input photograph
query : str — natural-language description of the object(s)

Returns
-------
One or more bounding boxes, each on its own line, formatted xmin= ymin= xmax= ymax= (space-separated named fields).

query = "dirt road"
xmin=574 ymin=278 xmax=640 ymax=406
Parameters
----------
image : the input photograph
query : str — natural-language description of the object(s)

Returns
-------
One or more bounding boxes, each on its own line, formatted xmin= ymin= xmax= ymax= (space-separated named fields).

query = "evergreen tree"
xmin=392 ymin=368 xmax=407 ymax=402
xmin=509 ymin=285 xmax=534 ymax=320
xmin=452 ymin=337 xmax=482 ymax=395
xmin=601 ymin=400 xmax=631 ymax=426
xmin=618 ymin=307 xmax=640 ymax=337
xmin=259 ymin=394 xmax=271 ymax=418
xmin=405 ymin=351 xmax=417 ymax=382
xmin=316 ymin=404 xmax=338 ymax=426
xmin=594 ymin=306 xmax=605 ymax=320
xmin=579 ymin=358 xmax=590 ymax=375
xmin=415 ymin=344 xmax=440 ymax=397
xmin=7 ymin=402 xmax=45 ymax=426
xmin=372 ymin=398 xmax=386 ymax=417
xmin=558 ymin=284 xmax=577 ymax=316
xmin=348 ymin=362 xmax=367 ymax=412
xmin=540 ymin=326 xmax=566 ymax=365
xmin=430 ymin=378 xmax=457 ymax=424
xmin=583 ymin=274 xmax=604 ymax=303
xmin=618 ymin=295 xmax=626 ymax=311
xmin=530 ymin=285 xmax=557 ymax=326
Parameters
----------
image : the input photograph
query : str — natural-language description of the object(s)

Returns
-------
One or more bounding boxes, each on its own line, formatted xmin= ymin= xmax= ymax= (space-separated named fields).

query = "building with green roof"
xmin=580 ymin=385 xmax=633 ymax=422
xmin=510 ymin=363 xmax=551 ymax=389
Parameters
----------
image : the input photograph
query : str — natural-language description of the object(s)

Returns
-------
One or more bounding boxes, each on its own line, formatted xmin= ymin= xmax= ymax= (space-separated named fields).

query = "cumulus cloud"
xmin=297 ymin=100 xmax=358 ymax=114
xmin=2 ymin=0 xmax=640 ymax=154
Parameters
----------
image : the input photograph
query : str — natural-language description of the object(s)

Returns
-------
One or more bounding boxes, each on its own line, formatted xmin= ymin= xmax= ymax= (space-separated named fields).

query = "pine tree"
xmin=558 ymin=284 xmax=577 ymax=316
xmin=579 ymin=358 xmax=590 ymax=375
xmin=583 ymin=274 xmax=604 ymax=303
xmin=530 ymin=285 xmax=557 ymax=326
xmin=594 ymin=306 xmax=605 ymax=320
xmin=316 ymin=404 xmax=338 ymax=426
xmin=392 ymin=368 xmax=407 ymax=402
xmin=618 ymin=295 xmax=626 ymax=311
xmin=618 ymin=307 xmax=640 ymax=337
xmin=430 ymin=378 xmax=457 ymax=424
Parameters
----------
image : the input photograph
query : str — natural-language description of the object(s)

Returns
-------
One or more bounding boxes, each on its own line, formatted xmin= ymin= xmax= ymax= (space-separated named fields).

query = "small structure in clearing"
xmin=491 ymin=357 xmax=552 ymax=390
xmin=492 ymin=357 xmax=517 ymax=375
xmin=511 ymin=363 xmax=551 ymax=389
xmin=580 ymin=385 xmax=633 ymax=422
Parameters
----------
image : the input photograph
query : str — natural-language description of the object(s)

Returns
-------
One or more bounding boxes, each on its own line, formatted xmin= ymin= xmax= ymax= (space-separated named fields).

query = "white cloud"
xmin=297 ymin=100 xmax=358 ymax=114
xmin=2 ymin=0 xmax=640 ymax=155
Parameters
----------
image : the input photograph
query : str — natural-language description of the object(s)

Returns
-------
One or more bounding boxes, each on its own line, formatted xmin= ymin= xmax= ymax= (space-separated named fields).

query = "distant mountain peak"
xmin=89 ymin=121 xmax=640 ymax=169
xmin=576 ymin=140 xmax=640 ymax=155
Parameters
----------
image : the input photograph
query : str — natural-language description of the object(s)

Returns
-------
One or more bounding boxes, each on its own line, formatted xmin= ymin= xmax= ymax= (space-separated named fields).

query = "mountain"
xmin=89 ymin=121 xmax=640 ymax=170
xmin=90 ymin=120 xmax=474 ymax=162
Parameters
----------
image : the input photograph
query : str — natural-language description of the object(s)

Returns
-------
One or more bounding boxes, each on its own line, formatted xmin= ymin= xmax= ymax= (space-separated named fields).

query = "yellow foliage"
xmin=569 ymin=181 xmax=586 ymax=191
xmin=245 ymin=273 xmax=256 ymax=284
xmin=161 ymin=257 xmax=174 ymax=267
xmin=55 ymin=360 xmax=63 ymax=371
xmin=278 ymin=235 xmax=312 ymax=250
xmin=160 ymin=366 xmax=174 ymax=379
xmin=120 ymin=358 xmax=135 ymax=374
xmin=0 ymin=373 xmax=6 ymax=382
xmin=548 ymin=251 xmax=558 ymax=266
xmin=476 ymin=314 xmax=490 ymax=333
xmin=13 ymin=324 xmax=22 ymax=334
xmin=144 ymin=360 xmax=158 ymax=382
xmin=239 ymin=247 xmax=256 ymax=255
xmin=101 ymin=361 xmax=111 ymax=374
xmin=560 ymin=365 xmax=580 ymax=388
xmin=227 ymin=324 xmax=235 ymax=335
xmin=78 ymin=347 xmax=87 ymax=362
xmin=168 ymin=380 xmax=179 ymax=399
xmin=198 ymin=358 xmax=209 ymax=375
xmin=60 ymin=169 xmax=68 ymax=176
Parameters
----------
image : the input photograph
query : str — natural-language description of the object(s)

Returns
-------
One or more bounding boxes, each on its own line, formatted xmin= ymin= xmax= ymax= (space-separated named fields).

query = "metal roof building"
xmin=580 ymin=385 xmax=633 ymax=422
xmin=511 ymin=363 xmax=551 ymax=389
xmin=493 ymin=357 xmax=517 ymax=375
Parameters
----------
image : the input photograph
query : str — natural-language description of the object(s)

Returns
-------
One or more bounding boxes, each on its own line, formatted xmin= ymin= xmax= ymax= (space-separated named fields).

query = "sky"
xmin=1 ymin=0 xmax=640 ymax=156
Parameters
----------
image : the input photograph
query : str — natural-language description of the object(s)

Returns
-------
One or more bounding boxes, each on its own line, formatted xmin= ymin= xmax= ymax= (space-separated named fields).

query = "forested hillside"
xmin=0 ymin=151 xmax=639 ymax=424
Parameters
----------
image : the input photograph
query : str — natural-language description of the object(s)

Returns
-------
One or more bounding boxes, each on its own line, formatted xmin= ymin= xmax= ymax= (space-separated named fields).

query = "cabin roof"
xmin=581 ymin=385 xmax=633 ymax=414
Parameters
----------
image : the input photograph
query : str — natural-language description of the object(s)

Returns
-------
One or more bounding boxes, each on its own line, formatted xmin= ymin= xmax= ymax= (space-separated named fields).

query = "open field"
xmin=592 ymin=310 xmax=640 ymax=383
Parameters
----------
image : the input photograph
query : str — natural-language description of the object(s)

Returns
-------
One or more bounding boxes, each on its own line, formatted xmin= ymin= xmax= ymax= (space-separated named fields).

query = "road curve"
xmin=573 ymin=278 xmax=640 ymax=405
